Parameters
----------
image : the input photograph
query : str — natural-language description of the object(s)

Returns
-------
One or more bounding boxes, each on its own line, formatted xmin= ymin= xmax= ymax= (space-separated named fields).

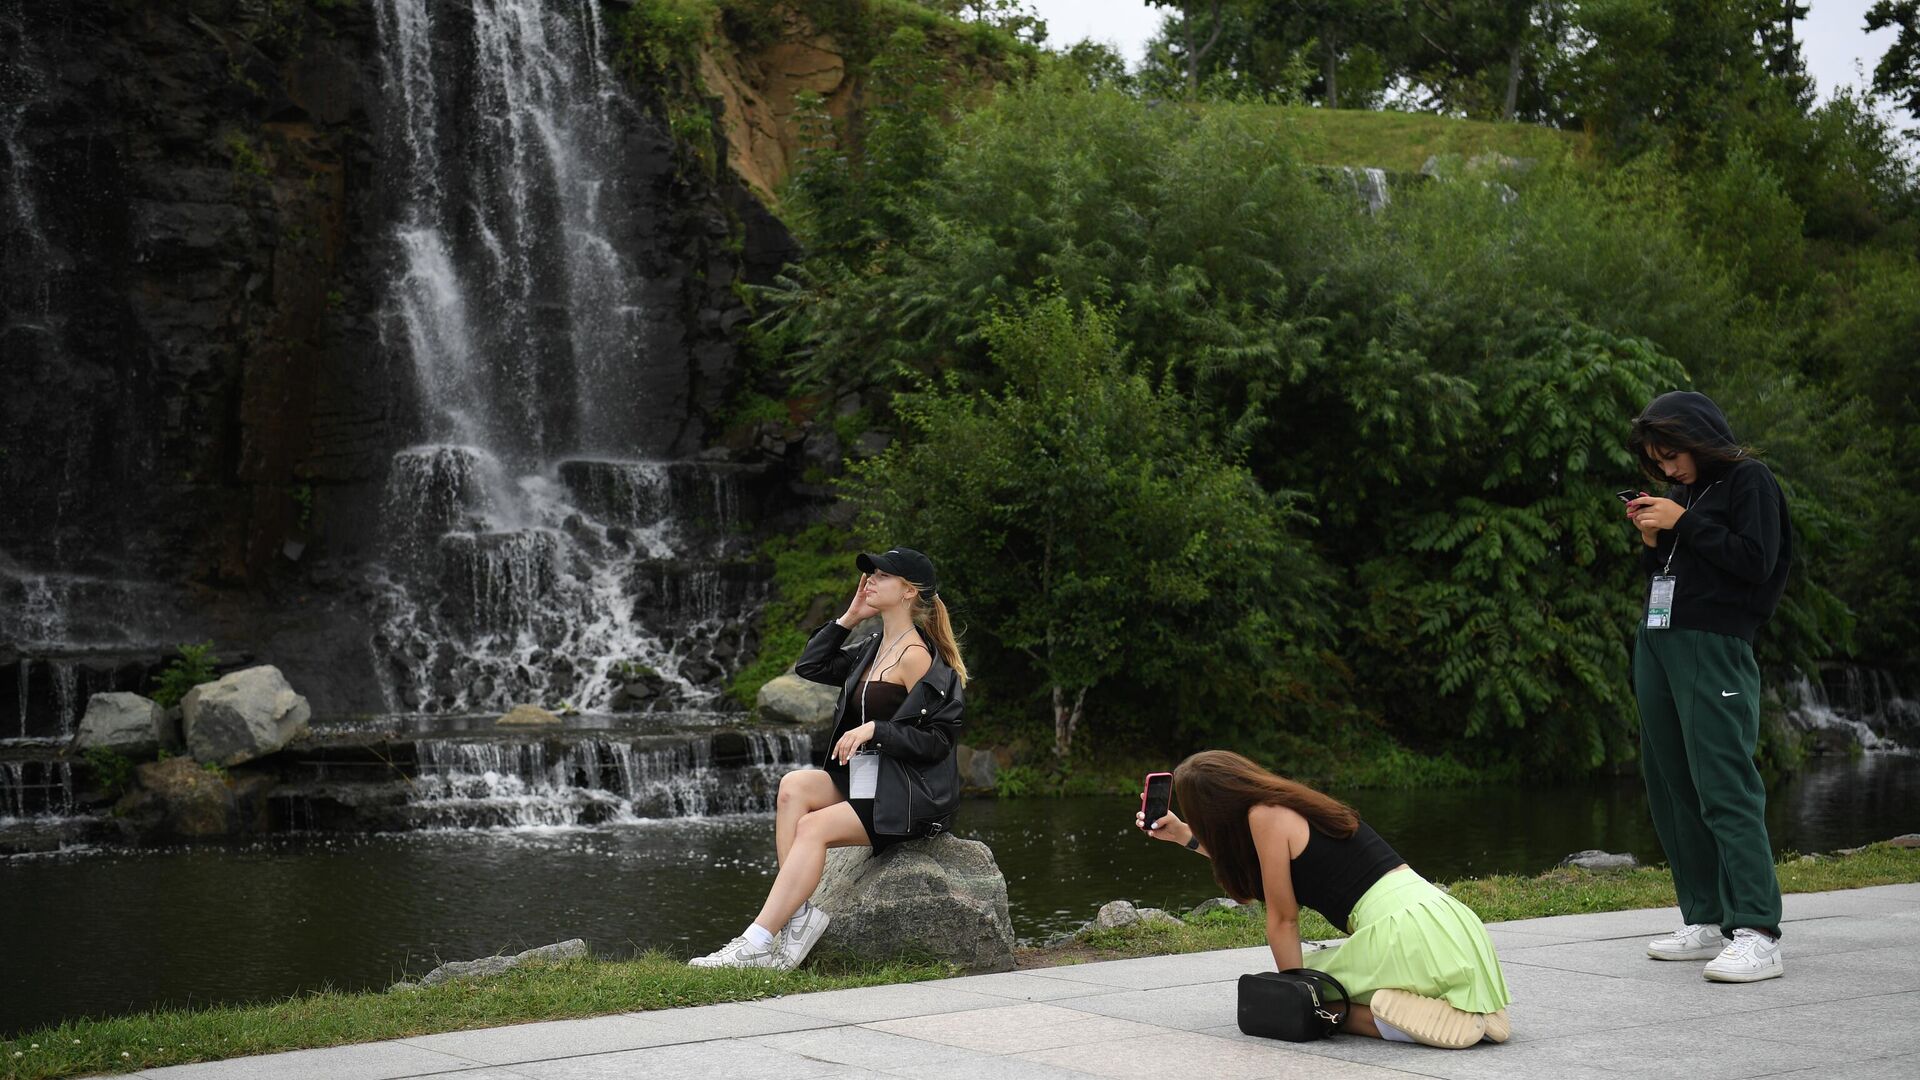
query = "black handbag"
xmin=1236 ymin=968 xmax=1351 ymax=1042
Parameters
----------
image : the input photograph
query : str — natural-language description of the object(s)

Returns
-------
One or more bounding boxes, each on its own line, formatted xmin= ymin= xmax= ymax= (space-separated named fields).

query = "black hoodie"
xmin=1636 ymin=392 xmax=1792 ymax=642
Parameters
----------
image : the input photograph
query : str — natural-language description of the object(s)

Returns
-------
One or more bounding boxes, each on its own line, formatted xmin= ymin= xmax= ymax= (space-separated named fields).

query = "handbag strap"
xmin=1279 ymin=968 xmax=1352 ymax=1033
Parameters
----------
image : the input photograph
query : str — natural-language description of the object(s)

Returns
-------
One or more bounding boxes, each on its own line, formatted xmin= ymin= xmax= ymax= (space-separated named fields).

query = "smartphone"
xmin=1615 ymin=489 xmax=1640 ymax=504
xmin=1139 ymin=771 xmax=1172 ymax=831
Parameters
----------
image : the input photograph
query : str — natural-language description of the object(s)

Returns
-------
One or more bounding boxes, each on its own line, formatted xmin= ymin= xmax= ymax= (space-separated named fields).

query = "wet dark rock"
xmin=116 ymin=757 xmax=274 ymax=842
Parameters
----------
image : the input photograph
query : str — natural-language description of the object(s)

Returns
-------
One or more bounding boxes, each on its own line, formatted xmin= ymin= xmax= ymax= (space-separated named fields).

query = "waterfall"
xmin=1780 ymin=673 xmax=1913 ymax=753
xmin=0 ymin=760 xmax=76 ymax=821
xmin=402 ymin=730 xmax=813 ymax=828
xmin=367 ymin=1 xmax=766 ymax=715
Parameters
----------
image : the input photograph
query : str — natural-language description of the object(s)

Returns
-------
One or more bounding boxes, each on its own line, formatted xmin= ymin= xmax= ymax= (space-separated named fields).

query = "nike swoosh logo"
xmin=1721 ymin=691 xmax=1741 ymax=697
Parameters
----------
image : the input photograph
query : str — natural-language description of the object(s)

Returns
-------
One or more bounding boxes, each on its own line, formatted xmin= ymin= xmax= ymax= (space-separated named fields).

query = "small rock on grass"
xmin=1559 ymin=850 xmax=1639 ymax=871
xmin=390 ymin=938 xmax=588 ymax=991
xmin=1084 ymin=899 xmax=1183 ymax=933
xmin=1186 ymin=897 xmax=1251 ymax=920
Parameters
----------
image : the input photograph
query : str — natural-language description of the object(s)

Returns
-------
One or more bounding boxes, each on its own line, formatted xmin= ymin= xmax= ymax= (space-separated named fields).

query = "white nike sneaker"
xmin=1703 ymin=928 xmax=1783 ymax=983
xmin=688 ymin=933 xmax=784 ymax=969
xmin=1647 ymin=922 xmax=1726 ymax=961
xmin=778 ymin=902 xmax=832 ymax=971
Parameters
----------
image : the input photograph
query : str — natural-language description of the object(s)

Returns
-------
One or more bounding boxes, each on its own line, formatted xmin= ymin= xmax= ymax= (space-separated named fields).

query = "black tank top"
xmin=1289 ymin=820 xmax=1405 ymax=932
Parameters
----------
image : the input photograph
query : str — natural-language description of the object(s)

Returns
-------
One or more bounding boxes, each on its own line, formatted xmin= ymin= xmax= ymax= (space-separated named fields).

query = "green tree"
xmin=845 ymin=295 xmax=1328 ymax=758
xmin=1866 ymin=1 xmax=1920 ymax=122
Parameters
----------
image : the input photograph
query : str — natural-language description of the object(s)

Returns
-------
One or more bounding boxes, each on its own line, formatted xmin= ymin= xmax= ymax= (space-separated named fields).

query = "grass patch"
xmin=1252 ymin=105 xmax=1584 ymax=173
xmin=0 ymin=954 xmax=952 ymax=1080
xmin=11 ymin=846 xmax=1915 ymax=1079
xmin=1025 ymin=843 xmax=1920 ymax=967
xmin=1447 ymin=842 xmax=1920 ymax=923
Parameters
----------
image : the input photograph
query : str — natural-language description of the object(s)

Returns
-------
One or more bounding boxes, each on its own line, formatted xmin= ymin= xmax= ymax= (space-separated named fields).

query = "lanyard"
xmin=1661 ymin=481 xmax=1719 ymax=574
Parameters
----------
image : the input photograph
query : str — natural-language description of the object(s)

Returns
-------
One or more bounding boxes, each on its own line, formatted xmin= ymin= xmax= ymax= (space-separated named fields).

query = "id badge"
xmin=1646 ymin=575 xmax=1676 ymax=630
xmin=848 ymin=752 xmax=879 ymax=799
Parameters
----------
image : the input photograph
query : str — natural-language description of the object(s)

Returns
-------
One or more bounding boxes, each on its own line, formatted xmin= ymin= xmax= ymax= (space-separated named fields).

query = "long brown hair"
xmin=1173 ymin=750 xmax=1358 ymax=903
xmin=907 ymin=583 xmax=968 ymax=687
xmin=1627 ymin=414 xmax=1755 ymax=487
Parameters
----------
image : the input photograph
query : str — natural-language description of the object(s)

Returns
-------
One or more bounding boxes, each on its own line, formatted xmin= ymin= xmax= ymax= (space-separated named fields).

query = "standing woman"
xmin=1624 ymin=391 xmax=1791 ymax=982
xmin=687 ymin=547 xmax=966 ymax=970
xmin=1139 ymin=751 xmax=1511 ymax=1048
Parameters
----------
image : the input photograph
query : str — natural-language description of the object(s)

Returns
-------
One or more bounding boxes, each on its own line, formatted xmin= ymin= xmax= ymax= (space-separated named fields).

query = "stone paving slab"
xmin=79 ymin=883 xmax=1920 ymax=1080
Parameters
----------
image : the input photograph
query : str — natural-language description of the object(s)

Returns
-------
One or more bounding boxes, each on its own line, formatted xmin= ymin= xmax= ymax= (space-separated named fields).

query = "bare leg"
xmin=1340 ymin=1003 xmax=1381 ymax=1038
xmin=775 ymin=769 xmax=845 ymax=867
xmin=753 ymin=801 xmax=868 ymax=932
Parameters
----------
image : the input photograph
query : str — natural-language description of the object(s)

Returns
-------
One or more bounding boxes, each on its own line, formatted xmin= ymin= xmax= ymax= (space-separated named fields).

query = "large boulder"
xmin=755 ymin=672 xmax=838 ymax=726
xmin=115 ymin=757 xmax=274 ymax=841
xmin=805 ymin=834 xmax=1015 ymax=972
xmin=182 ymin=666 xmax=312 ymax=765
xmin=74 ymin=692 xmax=177 ymax=756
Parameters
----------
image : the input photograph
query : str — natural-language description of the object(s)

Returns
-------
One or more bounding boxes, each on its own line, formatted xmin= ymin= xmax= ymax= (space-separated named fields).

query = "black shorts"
xmin=824 ymin=765 xmax=915 ymax=856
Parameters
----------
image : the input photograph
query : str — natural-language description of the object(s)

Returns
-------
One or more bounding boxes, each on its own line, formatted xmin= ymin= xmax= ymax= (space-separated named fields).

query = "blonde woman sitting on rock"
xmin=687 ymin=547 xmax=966 ymax=970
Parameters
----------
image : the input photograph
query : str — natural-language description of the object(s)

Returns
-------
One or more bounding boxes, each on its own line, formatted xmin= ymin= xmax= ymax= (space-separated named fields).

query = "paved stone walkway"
xmin=103 ymin=883 xmax=1920 ymax=1080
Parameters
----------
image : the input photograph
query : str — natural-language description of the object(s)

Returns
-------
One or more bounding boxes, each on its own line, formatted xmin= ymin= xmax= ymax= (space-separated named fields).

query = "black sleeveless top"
xmin=823 ymin=681 xmax=910 ymax=795
xmin=1289 ymin=820 xmax=1405 ymax=932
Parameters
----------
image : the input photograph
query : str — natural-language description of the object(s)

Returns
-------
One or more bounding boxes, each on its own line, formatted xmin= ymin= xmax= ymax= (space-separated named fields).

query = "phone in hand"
xmin=1615 ymin=489 xmax=1640 ymax=504
xmin=1139 ymin=771 xmax=1172 ymax=831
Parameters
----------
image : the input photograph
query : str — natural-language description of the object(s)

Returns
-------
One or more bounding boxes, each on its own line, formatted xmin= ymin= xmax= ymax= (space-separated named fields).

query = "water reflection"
xmin=3 ymin=756 xmax=1914 ymax=1034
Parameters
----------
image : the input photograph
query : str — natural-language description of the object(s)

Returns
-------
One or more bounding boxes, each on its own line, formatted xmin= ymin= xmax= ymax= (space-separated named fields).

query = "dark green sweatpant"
xmin=1633 ymin=627 xmax=1782 ymax=938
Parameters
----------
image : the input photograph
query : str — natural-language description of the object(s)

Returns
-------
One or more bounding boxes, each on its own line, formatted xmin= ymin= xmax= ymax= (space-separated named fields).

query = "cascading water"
xmin=402 ymin=730 xmax=812 ymax=827
xmin=1781 ymin=671 xmax=1916 ymax=753
xmin=367 ymin=0 xmax=766 ymax=715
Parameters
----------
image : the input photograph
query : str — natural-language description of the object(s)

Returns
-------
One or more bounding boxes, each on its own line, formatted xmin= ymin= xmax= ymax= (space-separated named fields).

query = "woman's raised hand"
xmin=1135 ymin=808 xmax=1192 ymax=846
xmin=837 ymin=574 xmax=881 ymax=628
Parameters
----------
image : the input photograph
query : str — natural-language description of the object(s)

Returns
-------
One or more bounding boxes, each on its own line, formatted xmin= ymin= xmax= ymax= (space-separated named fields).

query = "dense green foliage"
xmin=732 ymin=2 xmax=1917 ymax=779
xmin=844 ymin=296 xmax=1325 ymax=757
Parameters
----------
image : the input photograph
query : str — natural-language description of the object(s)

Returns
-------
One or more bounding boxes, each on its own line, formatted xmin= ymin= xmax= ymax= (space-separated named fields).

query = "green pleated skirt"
xmin=1302 ymin=868 xmax=1512 ymax=1014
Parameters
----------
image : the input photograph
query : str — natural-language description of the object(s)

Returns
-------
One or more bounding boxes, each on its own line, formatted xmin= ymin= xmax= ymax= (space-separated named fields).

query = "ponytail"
xmin=910 ymin=587 xmax=968 ymax=687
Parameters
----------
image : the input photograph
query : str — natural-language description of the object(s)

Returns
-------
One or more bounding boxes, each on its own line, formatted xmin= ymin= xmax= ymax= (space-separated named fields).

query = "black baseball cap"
xmin=856 ymin=548 xmax=938 ymax=600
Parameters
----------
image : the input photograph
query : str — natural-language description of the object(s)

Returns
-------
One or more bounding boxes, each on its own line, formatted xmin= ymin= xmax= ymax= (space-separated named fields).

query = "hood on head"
xmin=1640 ymin=390 xmax=1739 ymax=455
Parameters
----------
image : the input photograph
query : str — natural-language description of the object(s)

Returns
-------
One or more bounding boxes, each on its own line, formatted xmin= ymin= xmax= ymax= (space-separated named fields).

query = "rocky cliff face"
xmin=0 ymin=0 xmax=798 ymax=728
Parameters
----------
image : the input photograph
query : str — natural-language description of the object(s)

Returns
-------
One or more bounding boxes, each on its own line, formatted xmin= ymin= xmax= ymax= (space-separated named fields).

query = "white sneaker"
xmin=1703 ymin=928 xmax=1783 ymax=983
xmin=778 ymin=902 xmax=832 ymax=971
xmin=688 ymin=934 xmax=784 ymax=969
xmin=1647 ymin=922 xmax=1726 ymax=961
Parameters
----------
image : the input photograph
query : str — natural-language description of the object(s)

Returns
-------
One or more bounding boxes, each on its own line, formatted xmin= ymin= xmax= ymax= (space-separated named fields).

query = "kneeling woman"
xmin=1139 ymin=751 xmax=1510 ymax=1048
xmin=689 ymin=547 xmax=967 ymax=971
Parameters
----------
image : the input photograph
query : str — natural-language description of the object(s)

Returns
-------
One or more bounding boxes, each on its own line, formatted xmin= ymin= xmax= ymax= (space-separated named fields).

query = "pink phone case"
xmin=1140 ymin=771 xmax=1173 ymax=828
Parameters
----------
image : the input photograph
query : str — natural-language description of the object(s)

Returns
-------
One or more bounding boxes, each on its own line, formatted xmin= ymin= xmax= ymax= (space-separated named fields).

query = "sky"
xmin=1023 ymin=0 xmax=1901 ymax=106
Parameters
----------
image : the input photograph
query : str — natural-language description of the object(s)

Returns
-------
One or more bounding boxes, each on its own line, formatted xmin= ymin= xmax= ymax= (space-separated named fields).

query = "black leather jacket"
xmin=794 ymin=620 xmax=964 ymax=836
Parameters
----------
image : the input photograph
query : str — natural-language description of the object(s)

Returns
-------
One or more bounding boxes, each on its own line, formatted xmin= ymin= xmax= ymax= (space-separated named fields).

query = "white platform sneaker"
xmin=688 ymin=933 xmax=785 ymax=970
xmin=1647 ymin=922 xmax=1727 ymax=961
xmin=778 ymin=902 xmax=832 ymax=971
xmin=1703 ymin=928 xmax=1783 ymax=983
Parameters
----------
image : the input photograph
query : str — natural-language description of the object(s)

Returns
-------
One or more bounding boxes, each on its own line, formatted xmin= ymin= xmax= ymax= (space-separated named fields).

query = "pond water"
xmin=4 ymin=754 xmax=1916 ymax=1034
